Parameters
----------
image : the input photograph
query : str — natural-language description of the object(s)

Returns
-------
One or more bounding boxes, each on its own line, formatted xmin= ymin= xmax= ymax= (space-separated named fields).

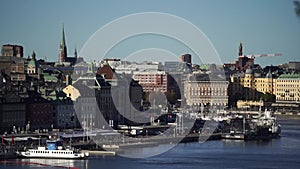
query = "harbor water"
xmin=1 ymin=116 xmax=300 ymax=169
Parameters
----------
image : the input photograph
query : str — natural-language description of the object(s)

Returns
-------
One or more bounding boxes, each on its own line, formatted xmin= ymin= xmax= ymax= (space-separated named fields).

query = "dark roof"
xmin=72 ymin=82 xmax=95 ymax=97
xmin=96 ymin=64 xmax=116 ymax=80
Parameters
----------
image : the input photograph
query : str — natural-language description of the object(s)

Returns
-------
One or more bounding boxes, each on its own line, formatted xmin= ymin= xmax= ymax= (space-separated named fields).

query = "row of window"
xmin=277 ymin=88 xmax=299 ymax=92
xmin=277 ymin=93 xmax=300 ymax=96
xmin=277 ymin=80 xmax=300 ymax=83
xmin=81 ymin=106 xmax=95 ymax=111
xmin=30 ymin=150 xmax=74 ymax=154
xmin=188 ymin=92 xmax=227 ymax=96
xmin=276 ymin=98 xmax=300 ymax=101
xmin=188 ymin=88 xmax=227 ymax=91
xmin=277 ymin=84 xmax=299 ymax=87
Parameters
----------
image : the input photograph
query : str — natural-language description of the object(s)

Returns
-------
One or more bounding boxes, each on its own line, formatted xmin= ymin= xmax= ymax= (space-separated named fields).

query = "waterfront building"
xmin=72 ymin=63 xmax=105 ymax=129
xmin=184 ymin=73 xmax=229 ymax=107
xmin=25 ymin=95 xmax=54 ymax=130
xmin=96 ymin=63 xmax=143 ymax=126
xmin=229 ymin=67 xmax=275 ymax=103
xmin=73 ymin=83 xmax=99 ymax=130
xmin=72 ymin=62 xmax=144 ymax=127
xmin=0 ymin=93 xmax=26 ymax=134
xmin=52 ymin=98 xmax=77 ymax=129
xmin=275 ymin=73 xmax=300 ymax=103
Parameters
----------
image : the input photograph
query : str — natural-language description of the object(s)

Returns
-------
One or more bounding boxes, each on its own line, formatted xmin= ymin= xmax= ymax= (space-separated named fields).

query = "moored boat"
xmin=221 ymin=109 xmax=281 ymax=141
xmin=17 ymin=140 xmax=89 ymax=159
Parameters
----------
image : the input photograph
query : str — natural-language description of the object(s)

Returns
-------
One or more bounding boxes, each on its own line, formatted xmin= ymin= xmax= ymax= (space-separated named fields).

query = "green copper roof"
xmin=28 ymin=51 xmax=37 ymax=67
xmin=28 ymin=59 xmax=37 ymax=67
xmin=43 ymin=74 xmax=58 ymax=82
xmin=278 ymin=73 xmax=300 ymax=79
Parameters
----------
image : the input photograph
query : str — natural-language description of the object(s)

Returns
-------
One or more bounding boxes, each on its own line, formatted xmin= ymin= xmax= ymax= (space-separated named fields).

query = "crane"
xmin=244 ymin=53 xmax=282 ymax=59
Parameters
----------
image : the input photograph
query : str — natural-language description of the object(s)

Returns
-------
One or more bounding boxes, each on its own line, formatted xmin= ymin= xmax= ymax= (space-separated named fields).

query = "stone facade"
xmin=275 ymin=73 xmax=300 ymax=103
xmin=1 ymin=44 xmax=23 ymax=57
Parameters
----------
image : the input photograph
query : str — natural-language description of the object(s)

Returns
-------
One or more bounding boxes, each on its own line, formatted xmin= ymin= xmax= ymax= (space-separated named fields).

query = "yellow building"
xmin=275 ymin=73 xmax=300 ymax=103
xmin=230 ymin=68 xmax=275 ymax=101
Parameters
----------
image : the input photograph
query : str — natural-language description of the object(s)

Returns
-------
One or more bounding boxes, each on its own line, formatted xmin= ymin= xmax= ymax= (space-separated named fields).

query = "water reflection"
xmin=18 ymin=158 xmax=87 ymax=169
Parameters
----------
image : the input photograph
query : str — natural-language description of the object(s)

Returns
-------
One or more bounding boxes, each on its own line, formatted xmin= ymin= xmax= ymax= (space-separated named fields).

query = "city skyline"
xmin=0 ymin=0 xmax=299 ymax=66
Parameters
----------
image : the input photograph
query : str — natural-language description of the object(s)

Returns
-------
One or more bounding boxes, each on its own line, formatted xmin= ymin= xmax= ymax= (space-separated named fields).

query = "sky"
xmin=0 ymin=0 xmax=299 ymax=67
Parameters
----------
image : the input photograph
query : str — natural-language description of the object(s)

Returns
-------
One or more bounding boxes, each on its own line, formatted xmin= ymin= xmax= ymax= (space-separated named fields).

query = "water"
xmin=1 ymin=116 xmax=300 ymax=169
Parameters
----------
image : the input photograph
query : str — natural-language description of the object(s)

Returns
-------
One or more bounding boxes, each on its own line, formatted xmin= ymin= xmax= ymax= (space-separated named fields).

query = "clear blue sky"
xmin=0 ymin=0 xmax=299 ymax=67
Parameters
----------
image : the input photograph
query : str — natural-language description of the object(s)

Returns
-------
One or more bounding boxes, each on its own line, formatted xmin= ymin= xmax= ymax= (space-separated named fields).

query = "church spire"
xmin=58 ymin=24 xmax=67 ymax=63
xmin=238 ymin=41 xmax=243 ymax=57
xmin=74 ymin=46 xmax=78 ymax=58
xmin=32 ymin=51 xmax=36 ymax=60
xmin=62 ymin=24 xmax=66 ymax=49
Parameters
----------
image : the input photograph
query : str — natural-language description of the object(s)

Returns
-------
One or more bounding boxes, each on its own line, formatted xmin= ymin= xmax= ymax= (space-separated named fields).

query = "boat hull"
xmin=18 ymin=151 xmax=86 ymax=159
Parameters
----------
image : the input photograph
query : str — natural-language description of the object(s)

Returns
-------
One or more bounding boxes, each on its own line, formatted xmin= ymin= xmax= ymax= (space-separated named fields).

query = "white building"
xmin=275 ymin=73 xmax=300 ymax=103
xmin=184 ymin=74 xmax=229 ymax=107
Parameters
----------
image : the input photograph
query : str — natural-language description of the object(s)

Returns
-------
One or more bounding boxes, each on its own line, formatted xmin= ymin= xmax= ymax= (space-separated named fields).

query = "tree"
xmin=166 ymin=90 xmax=178 ymax=105
xmin=262 ymin=93 xmax=276 ymax=103
xmin=294 ymin=1 xmax=300 ymax=17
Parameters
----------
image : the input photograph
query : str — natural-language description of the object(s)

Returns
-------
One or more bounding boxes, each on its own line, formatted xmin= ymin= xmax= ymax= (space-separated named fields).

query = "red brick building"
xmin=132 ymin=70 xmax=169 ymax=93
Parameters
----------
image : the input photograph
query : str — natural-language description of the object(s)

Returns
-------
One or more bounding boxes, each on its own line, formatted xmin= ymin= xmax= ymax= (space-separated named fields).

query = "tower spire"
xmin=58 ymin=23 xmax=67 ymax=63
xmin=32 ymin=51 xmax=36 ymax=60
xmin=74 ymin=46 xmax=78 ymax=58
xmin=238 ymin=41 xmax=243 ymax=57
xmin=62 ymin=24 xmax=66 ymax=49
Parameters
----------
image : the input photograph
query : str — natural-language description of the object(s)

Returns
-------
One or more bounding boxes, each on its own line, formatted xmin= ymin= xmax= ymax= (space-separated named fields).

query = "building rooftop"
xmin=278 ymin=73 xmax=300 ymax=79
xmin=43 ymin=73 xmax=58 ymax=82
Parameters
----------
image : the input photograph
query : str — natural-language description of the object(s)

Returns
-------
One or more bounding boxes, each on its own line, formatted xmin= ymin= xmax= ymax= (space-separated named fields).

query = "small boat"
xmin=221 ymin=109 xmax=281 ymax=141
xmin=17 ymin=140 xmax=89 ymax=159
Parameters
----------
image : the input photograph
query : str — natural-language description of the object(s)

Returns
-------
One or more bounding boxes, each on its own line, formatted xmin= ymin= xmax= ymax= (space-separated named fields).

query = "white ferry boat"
xmin=18 ymin=140 xmax=88 ymax=159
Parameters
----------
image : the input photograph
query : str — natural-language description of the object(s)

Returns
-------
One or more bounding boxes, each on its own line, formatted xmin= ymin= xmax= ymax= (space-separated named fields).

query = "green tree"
xmin=262 ymin=92 xmax=276 ymax=103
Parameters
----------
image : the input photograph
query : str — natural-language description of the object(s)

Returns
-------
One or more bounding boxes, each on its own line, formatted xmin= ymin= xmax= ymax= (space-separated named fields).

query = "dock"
xmin=81 ymin=150 xmax=116 ymax=156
